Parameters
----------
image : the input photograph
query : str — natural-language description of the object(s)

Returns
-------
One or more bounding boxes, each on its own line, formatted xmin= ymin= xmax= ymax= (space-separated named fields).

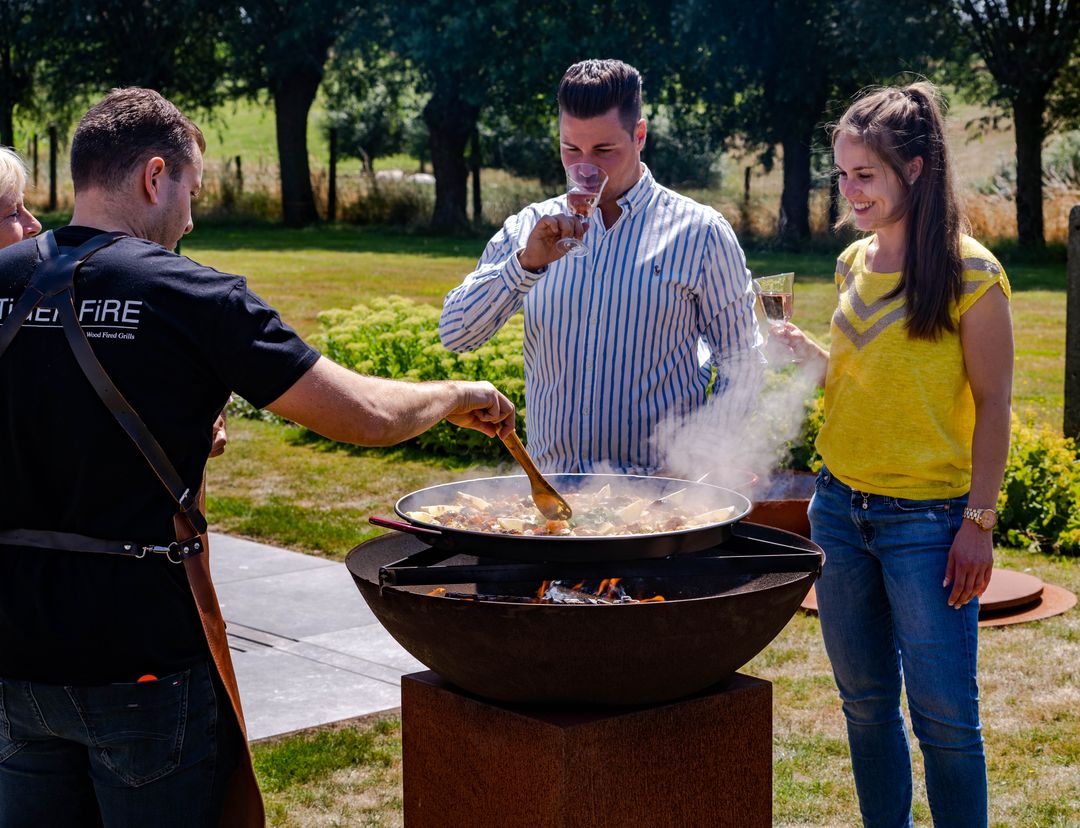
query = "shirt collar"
xmin=616 ymin=164 xmax=656 ymax=215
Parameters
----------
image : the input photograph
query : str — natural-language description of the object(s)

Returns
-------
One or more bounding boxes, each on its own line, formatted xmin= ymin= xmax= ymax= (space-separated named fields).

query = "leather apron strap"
xmin=0 ymin=231 xmax=265 ymax=825
xmin=179 ymin=493 xmax=266 ymax=828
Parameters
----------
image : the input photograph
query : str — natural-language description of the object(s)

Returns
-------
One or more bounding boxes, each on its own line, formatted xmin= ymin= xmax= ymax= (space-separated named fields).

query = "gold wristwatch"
xmin=962 ymin=507 xmax=997 ymax=531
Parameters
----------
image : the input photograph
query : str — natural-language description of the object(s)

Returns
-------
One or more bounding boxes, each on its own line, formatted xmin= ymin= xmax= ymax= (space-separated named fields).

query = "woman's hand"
xmin=943 ymin=521 xmax=994 ymax=608
xmin=768 ymin=322 xmax=829 ymax=385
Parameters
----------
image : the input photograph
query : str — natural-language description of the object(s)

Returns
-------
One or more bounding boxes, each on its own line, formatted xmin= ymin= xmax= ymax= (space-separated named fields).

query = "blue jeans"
xmin=0 ymin=660 xmax=241 ymax=828
xmin=808 ymin=466 xmax=986 ymax=828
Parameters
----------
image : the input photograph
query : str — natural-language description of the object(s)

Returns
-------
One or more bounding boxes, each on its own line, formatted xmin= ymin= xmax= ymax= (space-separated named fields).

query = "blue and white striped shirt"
xmin=440 ymin=166 xmax=763 ymax=474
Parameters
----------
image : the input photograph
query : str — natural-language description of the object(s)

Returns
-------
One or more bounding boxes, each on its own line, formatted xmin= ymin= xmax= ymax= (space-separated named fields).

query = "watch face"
xmin=979 ymin=511 xmax=997 ymax=530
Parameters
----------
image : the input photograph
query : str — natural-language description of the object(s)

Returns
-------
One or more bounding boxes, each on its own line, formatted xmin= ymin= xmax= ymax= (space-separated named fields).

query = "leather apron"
xmin=0 ymin=231 xmax=265 ymax=827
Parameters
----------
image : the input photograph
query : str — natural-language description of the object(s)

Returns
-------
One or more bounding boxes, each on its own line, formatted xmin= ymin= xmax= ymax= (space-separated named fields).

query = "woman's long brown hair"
xmin=832 ymin=82 xmax=964 ymax=340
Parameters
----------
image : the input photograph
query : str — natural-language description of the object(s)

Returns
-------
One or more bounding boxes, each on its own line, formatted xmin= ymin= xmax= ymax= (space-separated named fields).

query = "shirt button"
xmin=582 ymin=405 xmax=591 ymax=415
xmin=589 ymin=317 xmax=598 ymax=325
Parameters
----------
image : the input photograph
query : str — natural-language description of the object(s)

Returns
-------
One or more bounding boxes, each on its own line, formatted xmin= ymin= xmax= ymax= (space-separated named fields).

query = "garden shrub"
xmin=997 ymin=419 xmax=1080 ymax=555
xmin=783 ymin=389 xmax=825 ymax=472
xmin=316 ymin=296 xmax=526 ymax=460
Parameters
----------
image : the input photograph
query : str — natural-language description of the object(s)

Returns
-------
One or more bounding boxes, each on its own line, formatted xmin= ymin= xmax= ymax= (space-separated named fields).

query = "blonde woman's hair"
xmin=0 ymin=147 xmax=29 ymax=204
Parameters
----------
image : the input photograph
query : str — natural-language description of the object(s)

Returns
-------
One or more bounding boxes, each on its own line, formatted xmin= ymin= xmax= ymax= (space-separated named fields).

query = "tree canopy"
xmin=4 ymin=0 xmax=1079 ymax=244
xmin=956 ymin=0 xmax=1080 ymax=247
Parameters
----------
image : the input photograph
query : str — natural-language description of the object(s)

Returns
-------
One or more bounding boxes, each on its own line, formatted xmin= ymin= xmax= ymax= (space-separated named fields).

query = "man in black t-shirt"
xmin=0 ymin=89 xmax=514 ymax=828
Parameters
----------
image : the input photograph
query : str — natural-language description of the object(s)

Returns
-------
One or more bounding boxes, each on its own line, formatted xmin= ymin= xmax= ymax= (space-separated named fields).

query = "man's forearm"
xmin=267 ymin=358 xmax=468 ymax=446
xmin=439 ymin=260 xmax=528 ymax=352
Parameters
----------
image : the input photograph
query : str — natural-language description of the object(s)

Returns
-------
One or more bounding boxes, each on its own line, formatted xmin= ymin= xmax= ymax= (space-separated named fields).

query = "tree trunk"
xmin=48 ymin=123 xmax=57 ymax=211
xmin=1066 ymin=205 xmax=1080 ymax=439
xmin=1012 ymin=92 xmax=1046 ymax=250
xmin=778 ymin=129 xmax=812 ymax=245
xmin=470 ymin=126 xmax=482 ymax=226
xmin=328 ymin=126 xmax=338 ymax=224
xmin=0 ymin=45 xmax=14 ymax=147
xmin=273 ymin=70 xmax=322 ymax=227
xmin=0 ymin=103 xmax=12 ymax=150
xmin=828 ymin=174 xmax=840 ymax=237
xmin=424 ymin=86 xmax=478 ymax=234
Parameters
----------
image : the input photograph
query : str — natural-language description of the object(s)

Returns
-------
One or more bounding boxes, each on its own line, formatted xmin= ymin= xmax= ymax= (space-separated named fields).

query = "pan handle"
xmin=369 ymin=515 xmax=444 ymax=540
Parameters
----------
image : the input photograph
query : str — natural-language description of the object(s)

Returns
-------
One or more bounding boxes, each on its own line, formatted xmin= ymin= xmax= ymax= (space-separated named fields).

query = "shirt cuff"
xmin=500 ymin=248 xmax=548 ymax=294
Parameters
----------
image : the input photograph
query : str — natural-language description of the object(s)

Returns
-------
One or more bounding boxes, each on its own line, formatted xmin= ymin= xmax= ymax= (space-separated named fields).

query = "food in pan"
xmin=404 ymin=484 xmax=738 ymax=537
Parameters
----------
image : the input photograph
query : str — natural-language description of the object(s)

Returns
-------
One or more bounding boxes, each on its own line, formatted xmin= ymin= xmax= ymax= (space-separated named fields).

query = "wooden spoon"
xmin=499 ymin=430 xmax=573 ymax=521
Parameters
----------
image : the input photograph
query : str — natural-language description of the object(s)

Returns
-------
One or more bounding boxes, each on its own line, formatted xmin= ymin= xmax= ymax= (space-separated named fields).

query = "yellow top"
xmin=816 ymin=234 xmax=1011 ymax=499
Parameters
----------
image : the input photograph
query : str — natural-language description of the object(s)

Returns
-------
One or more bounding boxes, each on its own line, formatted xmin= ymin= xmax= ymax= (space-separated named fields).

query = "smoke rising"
xmin=651 ymin=360 xmax=820 ymax=499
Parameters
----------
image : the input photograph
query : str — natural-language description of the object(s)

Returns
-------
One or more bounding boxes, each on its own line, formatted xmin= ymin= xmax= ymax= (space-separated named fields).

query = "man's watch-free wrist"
xmin=516 ymin=249 xmax=547 ymax=275
xmin=962 ymin=507 xmax=997 ymax=531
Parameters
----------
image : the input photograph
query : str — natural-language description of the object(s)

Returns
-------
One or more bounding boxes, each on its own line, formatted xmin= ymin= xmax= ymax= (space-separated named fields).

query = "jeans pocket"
xmin=892 ymin=497 xmax=954 ymax=513
xmin=0 ymin=681 xmax=27 ymax=764
xmin=68 ymin=668 xmax=190 ymax=787
xmin=815 ymin=465 xmax=832 ymax=491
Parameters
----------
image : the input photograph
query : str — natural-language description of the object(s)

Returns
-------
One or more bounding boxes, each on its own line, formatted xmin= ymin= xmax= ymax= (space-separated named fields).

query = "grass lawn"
xmin=189 ymin=223 xmax=1075 ymax=826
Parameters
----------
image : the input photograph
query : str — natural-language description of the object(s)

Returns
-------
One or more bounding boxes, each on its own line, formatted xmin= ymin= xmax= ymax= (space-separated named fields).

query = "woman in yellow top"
xmin=778 ymin=82 xmax=1012 ymax=828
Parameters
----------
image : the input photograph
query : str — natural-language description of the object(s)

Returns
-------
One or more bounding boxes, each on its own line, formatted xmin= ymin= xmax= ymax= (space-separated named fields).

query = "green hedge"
xmin=316 ymin=296 xmax=526 ymax=460
xmin=997 ymin=420 xmax=1080 ymax=555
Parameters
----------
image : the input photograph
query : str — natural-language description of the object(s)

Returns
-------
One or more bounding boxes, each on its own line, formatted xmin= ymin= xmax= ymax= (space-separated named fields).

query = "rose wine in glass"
xmin=556 ymin=163 xmax=608 ymax=258
xmin=758 ymin=290 xmax=793 ymax=324
xmin=753 ymin=272 xmax=795 ymax=327
xmin=753 ymin=272 xmax=797 ymax=363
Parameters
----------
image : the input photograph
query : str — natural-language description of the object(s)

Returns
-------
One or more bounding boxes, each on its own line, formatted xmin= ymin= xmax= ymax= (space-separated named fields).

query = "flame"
xmin=530 ymin=577 xmax=665 ymax=604
xmin=427 ymin=587 xmax=447 ymax=596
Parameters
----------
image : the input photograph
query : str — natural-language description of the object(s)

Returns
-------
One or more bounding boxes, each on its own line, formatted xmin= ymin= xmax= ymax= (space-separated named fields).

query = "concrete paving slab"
xmin=214 ymin=556 xmax=375 ymax=640
xmin=209 ymin=533 xmax=336 ymax=584
xmin=304 ymin=625 xmax=426 ymax=675
xmin=227 ymin=646 xmax=402 ymax=741
xmin=206 ymin=533 xmax=416 ymax=741
xmin=227 ymin=622 xmax=411 ymax=686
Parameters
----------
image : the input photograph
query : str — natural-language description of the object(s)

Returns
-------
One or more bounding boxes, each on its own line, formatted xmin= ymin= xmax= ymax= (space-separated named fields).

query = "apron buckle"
xmin=141 ymin=539 xmax=202 ymax=564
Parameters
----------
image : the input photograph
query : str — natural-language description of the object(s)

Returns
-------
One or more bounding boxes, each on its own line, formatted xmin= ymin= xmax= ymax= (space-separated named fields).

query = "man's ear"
xmin=143 ymin=156 xmax=167 ymax=204
xmin=635 ymin=118 xmax=647 ymax=151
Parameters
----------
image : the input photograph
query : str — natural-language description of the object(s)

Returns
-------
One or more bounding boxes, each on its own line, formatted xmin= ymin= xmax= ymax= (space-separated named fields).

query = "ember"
xmin=426 ymin=578 xmax=665 ymax=604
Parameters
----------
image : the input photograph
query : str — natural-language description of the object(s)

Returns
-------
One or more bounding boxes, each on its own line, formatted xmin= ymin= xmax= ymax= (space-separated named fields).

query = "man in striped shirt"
xmin=440 ymin=59 xmax=763 ymax=475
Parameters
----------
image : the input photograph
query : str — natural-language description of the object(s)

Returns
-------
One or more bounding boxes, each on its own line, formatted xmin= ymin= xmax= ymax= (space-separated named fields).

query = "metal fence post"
xmin=1066 ymin=204 xmax=1080 ymax=439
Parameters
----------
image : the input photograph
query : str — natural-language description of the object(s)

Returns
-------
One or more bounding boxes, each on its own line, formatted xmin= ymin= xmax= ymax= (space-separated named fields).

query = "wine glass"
xmin=556 ymin=162 xmax=609 ymax=257
xmin=753 ymin=272 xmax=796 ymax=362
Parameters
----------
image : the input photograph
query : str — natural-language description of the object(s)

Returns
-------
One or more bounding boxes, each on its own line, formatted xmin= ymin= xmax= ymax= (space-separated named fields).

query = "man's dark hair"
xmin=557 ymin=60 xmax=642 ymax=134
xmin=70 ymin=88 xmax=206 ymax=192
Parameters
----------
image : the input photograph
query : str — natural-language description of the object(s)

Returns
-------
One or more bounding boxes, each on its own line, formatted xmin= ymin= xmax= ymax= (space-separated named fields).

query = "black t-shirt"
xmin=0 ymin=227 xmax=320 ymax=684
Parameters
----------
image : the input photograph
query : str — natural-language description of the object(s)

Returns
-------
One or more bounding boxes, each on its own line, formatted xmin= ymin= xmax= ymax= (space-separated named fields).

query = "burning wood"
xmin=427 ymin=580 xmax=665 ymax=604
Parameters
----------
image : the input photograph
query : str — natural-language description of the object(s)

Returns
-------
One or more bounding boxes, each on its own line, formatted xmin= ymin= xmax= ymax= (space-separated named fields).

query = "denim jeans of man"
xmin=0 ymin=659 xmax=241 ymax=828
xmin=809 ymin=465 xmax=986 ymax=828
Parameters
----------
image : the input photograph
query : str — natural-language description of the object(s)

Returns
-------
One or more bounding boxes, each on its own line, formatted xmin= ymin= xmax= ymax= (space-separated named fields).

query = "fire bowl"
xmin=346 ymin=525 xmax=822 ymax=706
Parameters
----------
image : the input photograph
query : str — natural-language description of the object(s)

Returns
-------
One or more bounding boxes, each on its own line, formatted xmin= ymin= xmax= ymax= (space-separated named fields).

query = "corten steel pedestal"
xmin=401 ymin=670 xmax=772 ymax=828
